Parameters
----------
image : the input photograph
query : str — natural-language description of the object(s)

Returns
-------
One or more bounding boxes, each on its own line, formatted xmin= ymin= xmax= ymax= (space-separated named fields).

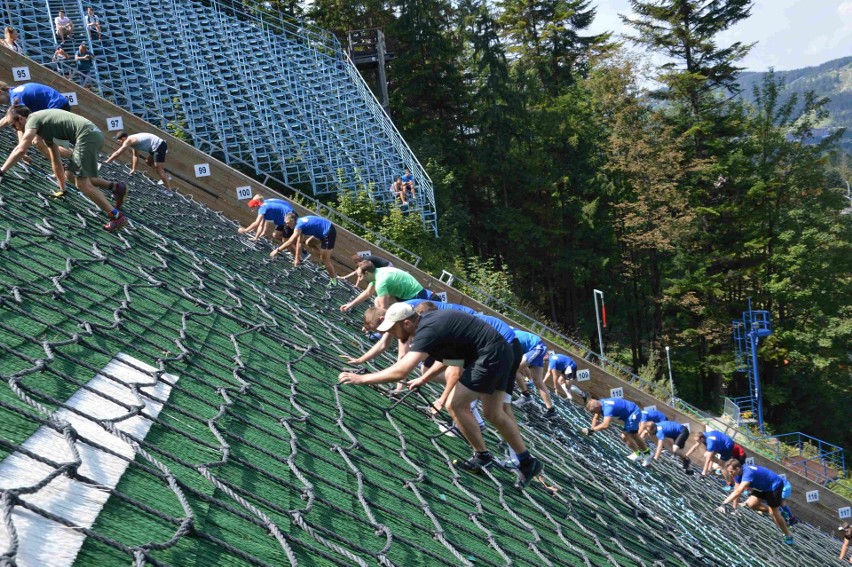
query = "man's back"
xmin=409 ymin=310 xmax=506 ymax=367
xmin=10 ymin=83 xmax=67 ymax=112
xmin=26 ymin=109 xmax=95 ymax=144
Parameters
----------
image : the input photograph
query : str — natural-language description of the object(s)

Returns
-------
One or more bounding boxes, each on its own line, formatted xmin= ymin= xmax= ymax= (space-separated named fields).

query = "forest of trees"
xmin=249 ymin=0 xmax=851 ymax=455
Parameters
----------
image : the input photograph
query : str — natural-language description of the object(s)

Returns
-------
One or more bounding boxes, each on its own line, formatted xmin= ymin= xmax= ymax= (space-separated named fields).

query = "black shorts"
xmin=674 ymin=428 xmax=690 ymax=448
xmin=751 ymin=485 xmax=783 ymax=508
xmin=460 ymin=342 xmax=513 ymax=395
xmin=151 ymin=141 xmax=168 ymax=163
xmin=320 ymin=225 xmax=336 ymax=250
xmin=506 ymin=338 xmax=524 ymax=394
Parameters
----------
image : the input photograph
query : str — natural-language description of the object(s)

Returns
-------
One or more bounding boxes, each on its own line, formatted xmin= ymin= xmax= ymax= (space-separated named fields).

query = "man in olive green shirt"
xmin=340 ymin=262 xmax=434 ymax=311
xmin=0 ymin=107 xmax=129 ymax=232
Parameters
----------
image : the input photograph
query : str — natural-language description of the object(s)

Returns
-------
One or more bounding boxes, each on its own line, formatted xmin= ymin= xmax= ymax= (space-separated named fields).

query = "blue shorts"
xmin=523 ymin=343 xmax=547 ymax=368
xmin=413 ymin=288 xmax=433 ymax=300
xmin=624 ymin=410 xmax=642 ymax=434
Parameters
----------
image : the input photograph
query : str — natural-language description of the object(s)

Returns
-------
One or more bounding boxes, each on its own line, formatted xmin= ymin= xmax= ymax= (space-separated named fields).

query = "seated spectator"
xmin=401 ymin=168 xmax=416 ymax=200
xmin=85 ymin=7 xmax=101 ymax=40
xmin=75 ymin=43 xmax=94 ymax=88
xmin=2 ymin=27 xmax=22 ymax=54
xmin=52 ymin=45 xmax=72 ymax=79
xmin=54 ymin=10 xmax=74 ymax=43
xmin=389 ymin=176 xmax=407 ymax=205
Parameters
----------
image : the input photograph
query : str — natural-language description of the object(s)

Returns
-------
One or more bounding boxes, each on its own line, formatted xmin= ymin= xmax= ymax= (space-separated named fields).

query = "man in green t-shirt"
xmin=340 ymin=262 xmax=434 ymax=311
xmin=0 ymin=107 xmax=129 ymax=232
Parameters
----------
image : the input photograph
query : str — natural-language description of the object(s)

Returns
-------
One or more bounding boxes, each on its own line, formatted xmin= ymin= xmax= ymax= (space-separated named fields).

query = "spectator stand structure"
xmin=3 ymin=0 xmax=438 ymax=235
xmin=0 ymin=127 xmax=847 ymax=566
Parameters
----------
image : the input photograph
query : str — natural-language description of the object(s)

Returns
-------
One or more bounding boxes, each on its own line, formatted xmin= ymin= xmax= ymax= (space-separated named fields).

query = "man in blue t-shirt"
xmin=271 ymin=212 xmax=337 ymax=283
xmin=644 ymin=421 xmax=691 ymax=468
xmin=0 ymin=82 xmax=73 ymax=160
xmin=719 ymin=461 xmax=794 ymax=544
xmin=239 ymin=195 xmax=295 ymax=241
xmin=685 ymin=430 xmax=739 ymax=485
xmin=582 ymin=397 xmax=652 ymax=465
xmin=637 ymin=408 xmax=668 ymax=438
xmin=400 ymin=168 xmax=416 ymax=200
xmin=510 ymin=330 xmax=555 ymax=417
xmin=546 ymin=353 xmax=587 ymax=403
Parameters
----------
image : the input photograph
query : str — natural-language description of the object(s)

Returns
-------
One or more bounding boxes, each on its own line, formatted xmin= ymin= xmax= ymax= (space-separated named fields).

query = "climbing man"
xmin=581 ymin=397 xmax=652 ymax=466
xmin=546 ymin=352 xmax=587 ymax=402
xmin=717 ymin=460 xmax=794 ymax=545
xmin=0 ymin=81 xmax=73 ymax=159
xmin=684 ymin=430 xmax=741 ymax=488
xmin=0 ymin=106 xmax=128 ymax=231
xmin=338 ymin=253 xmax=394 ymax=286
xmin=270 ymin=212 xmax=337 ymax=283
xmin=643 ymin=421 xmax=691 ymax=469
xmin=339 ymin=262 xmax=433 ymax=312
xmin=106 ymin=131 xmax=172 ymax=191
xmin=511 ymin=330 xmax=555 ymax=418
xmin=338 ymin=303 xmax=543 ymax=488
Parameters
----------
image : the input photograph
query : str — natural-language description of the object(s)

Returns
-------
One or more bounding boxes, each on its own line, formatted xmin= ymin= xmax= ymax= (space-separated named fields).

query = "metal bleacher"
xmin=4 ymin=0 xmax=439 ymax=234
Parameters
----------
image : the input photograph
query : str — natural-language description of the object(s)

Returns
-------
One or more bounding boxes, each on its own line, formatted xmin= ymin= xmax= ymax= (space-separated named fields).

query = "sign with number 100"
xmin=235 ymin=186 xmax=252 ymax=200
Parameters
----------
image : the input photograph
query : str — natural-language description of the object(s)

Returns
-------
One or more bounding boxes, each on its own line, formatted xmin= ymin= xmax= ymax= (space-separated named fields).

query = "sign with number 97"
xmin=12 ymin=67 xmax=30 ymax=81
xmin=194 ymin=164 xmax=211 ymax=178
xmin=106 ymin=117 xmax=123 ymax=131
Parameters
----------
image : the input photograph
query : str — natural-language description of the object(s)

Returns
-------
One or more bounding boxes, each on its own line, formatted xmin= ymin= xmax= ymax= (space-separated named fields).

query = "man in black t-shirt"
xmin=338 ymin=304 xmax=543 ymax=488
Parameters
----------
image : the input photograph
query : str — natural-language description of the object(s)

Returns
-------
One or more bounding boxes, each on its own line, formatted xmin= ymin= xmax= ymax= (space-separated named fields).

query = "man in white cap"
xmin=338 ymin=303 xmax=544 ymax=488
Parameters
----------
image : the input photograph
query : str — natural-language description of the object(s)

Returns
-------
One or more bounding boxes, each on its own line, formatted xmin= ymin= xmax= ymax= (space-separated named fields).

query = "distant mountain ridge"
xmin=736 ymin=56 xmax=852 ymax=148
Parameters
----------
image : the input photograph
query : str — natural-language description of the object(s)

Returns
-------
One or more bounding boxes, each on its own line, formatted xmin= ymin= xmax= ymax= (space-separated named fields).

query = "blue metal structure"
xmin=4 ymin=0 xmax=439 ymax=235
xmin=731 ymin=298 xmax=772 ymax=434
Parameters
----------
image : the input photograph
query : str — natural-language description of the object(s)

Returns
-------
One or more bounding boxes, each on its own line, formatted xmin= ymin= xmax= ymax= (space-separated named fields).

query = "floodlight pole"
xmin=666 ymin=345 xmax=675 ymax=406
xmin=593 ymin=289 xmax=605 ymax=368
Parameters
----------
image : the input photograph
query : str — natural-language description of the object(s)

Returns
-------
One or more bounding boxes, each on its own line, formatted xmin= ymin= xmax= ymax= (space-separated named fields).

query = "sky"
xmin=588 ymin=0 xmax=852 ymax=72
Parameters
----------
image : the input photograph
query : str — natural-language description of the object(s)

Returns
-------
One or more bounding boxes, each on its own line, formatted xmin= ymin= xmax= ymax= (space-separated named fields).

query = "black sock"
xmin=516 ymin=450 xmax=531 ymax=464
xmin=475 ymin=451 xmax=492 ymax=461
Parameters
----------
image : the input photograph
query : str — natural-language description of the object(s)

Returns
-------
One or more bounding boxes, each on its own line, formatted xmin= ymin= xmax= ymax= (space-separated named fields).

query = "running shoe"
xmin=439 ymin=423 xmax=461 ymax=438
xmin=49 ymin=190 xmax=66 ymax=199
xmin=516 ymin=457 xmax=543 ymax=488
xmin=512 ymin=395 xmax=533 ymax=407
xmin=103 ymin=213 xmax=128 ymax=232
xmin=543 ymin=407 xmax=556 ymax=419
xmin=783 ymin=536 xmax=794 ymax=545
xmin=681 ymin=457 xmax=691 ymax=470
xmin=327 ymin=277 xmax=337 ymax=288
xmin=642 ymin=453 xmax=653 ymax=467
xmin=627 ymin=451 xmax=641 ymax=462
xmin=112 ymin=181 xmax=128 ymax=209
xmin=453 ymin=453 xmax=493 ymax=475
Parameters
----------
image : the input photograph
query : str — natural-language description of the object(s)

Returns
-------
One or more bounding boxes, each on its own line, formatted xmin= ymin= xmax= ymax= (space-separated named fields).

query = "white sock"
xmin=471 ymin=405 xmax=485 ymax=427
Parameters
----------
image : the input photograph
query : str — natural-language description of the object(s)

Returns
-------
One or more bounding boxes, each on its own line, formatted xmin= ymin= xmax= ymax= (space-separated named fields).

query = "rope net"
xmin=0 ymin=128 xmax=841 ymax=566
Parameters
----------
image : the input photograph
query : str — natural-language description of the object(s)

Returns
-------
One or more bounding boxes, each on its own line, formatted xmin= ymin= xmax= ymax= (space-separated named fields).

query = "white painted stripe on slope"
xmin=0 ymin=353 xmax=178 ymax=567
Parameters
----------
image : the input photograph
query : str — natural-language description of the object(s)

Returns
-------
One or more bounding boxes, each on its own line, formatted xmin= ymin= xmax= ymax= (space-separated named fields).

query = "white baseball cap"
xmin=376 ymin=302 xmax=417 ymax=332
